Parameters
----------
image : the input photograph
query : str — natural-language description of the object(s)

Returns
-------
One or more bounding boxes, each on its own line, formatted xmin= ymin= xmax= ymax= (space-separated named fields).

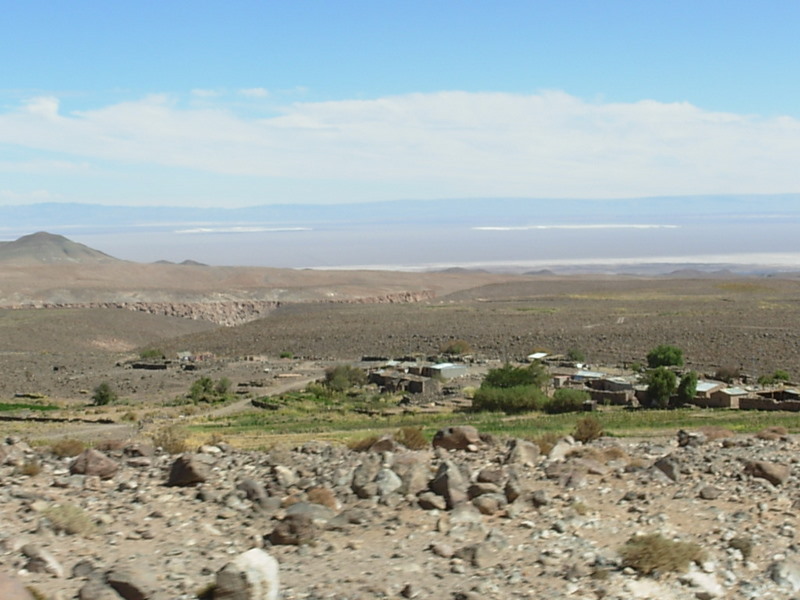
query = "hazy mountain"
xmin=0 ymin=231 xmax=120 ymax=265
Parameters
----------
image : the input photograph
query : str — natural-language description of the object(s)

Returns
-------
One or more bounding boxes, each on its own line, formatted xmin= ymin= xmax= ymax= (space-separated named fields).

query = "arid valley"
xmin=4 ymin=232 xmax=800 ymax=600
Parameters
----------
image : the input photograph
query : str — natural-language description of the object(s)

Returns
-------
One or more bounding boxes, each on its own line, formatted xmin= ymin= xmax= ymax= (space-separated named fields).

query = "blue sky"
xmin=2 ymin=1 xmax=800 ymax=208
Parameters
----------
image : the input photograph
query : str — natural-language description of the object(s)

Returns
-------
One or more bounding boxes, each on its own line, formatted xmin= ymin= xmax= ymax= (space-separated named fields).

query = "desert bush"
xmin=139 ymin=348 xmax=164 ymax=360
xmin=189 ymin=376 xmax=233 ymax=403
xmin=715 ymin=365 xmax=740 ymax=384
xmin=646 ymin=344 xmax=684 ymax=368
xmin=395 ymin=426 xmax=427 ymax=450
xmin=279 ymin=351 xmax=293 ymax=359
xmin=545 ymin=388 xmax=590 ymax=414
xmin=91 ymin=382 xmax=118 ymax=406
xmin=440 ymin=339 xmax=473 ymax=355
xmin=573 ymin=416 xmax=603 ymax=443
xmin=472 ymin=385 xmax=547 ymax=414
xmin=17 ymin=460 xmax=42 ymax=477
xmin=346 ymin=434 xmax=380 ymax=452
xmin=566 ymin=347 xmax=586 ymax=363
xmin=150 ymin=425 xmax=189 ymax=454
xmin=43 ymin=503 xmax=97 ymax=536
xmin=620 ymin=533 xmax=706 ymax=575
xmin=121 ymin=411 xmax=137 ymax=422
xmin=533 ymin=432 xmax=560 ymax=455
xmin=50 ymin=438 xmax=86 ymax=458
xmin=94 ymin=439 xmax=127 ymax=452
xmin=758 ymin=369 xmax=791 ymax=385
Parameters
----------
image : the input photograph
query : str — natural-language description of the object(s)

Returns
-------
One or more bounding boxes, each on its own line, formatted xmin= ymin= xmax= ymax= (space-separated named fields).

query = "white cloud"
xmin=1 ymin=90 xmax=800 ymax=200
xmin=0 ymin=189 xmax=60 ymax=201
xmin=239 ymin=87 xmax=270 ymax=98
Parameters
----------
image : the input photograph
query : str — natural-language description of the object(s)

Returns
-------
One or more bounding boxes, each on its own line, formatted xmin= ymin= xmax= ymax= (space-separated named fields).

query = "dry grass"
xmin=698 ymin=426 xmax=735 ymax=441
xmin=50 ymin=438 xmax=86 ymax=458
xmin=16 ymin=460 xmax=42 ymax=477
xmin=573 ymin=416 xmax=604 ymax=443
xmin=532 ymin=432 xmax=560 ymax=455
xmin=346 ymin=435 xmax=380 ymax=452
xmin=620 ymin=533 xmax=706 ymax=575
xmin=756 ymin=426 xmax=788 ymax=441
xmin=150 ymin=425 xmax=189 ymax=454
xmin=43 ymin=503 xmax=97 ymax=536
xmin=395 ymin=426 xmax=428 ymax=450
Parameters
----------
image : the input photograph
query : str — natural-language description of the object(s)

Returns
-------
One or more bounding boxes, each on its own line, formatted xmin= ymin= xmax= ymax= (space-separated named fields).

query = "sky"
xmin=2 ymin=1 xmax=800 ymax=208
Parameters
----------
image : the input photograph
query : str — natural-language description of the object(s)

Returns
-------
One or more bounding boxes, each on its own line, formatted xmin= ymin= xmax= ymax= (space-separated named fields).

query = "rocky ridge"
xmin=2 ymin=427 xmax=800 ymax=599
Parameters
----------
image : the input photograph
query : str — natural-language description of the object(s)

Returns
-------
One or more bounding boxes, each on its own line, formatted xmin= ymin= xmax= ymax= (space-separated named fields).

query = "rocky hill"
xmin=1 ymin=426 xmax=799 ymax=599
xmin=0 ymin=232 xmax=119 ymax=265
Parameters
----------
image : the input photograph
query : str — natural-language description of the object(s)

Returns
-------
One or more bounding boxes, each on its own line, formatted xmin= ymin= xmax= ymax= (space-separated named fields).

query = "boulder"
xmin=215 ymin=548 xmax=280 ymax=600
xmin=432 ymin=426 xmax=481 ymax=451
xmin=106 ymin=562 xmax=161 ymax=600
xmin=504 ymin=438 xmax=540 ymax=466
xmin=268 ymin=513 xmax=317 ymax=546
xmin=746 ymin=460 xmax=791 ymax=486
xmin=166 ymin=453 xmax=212 ymax=486
xmin=70 ymin=448 xmax=119 ymax=480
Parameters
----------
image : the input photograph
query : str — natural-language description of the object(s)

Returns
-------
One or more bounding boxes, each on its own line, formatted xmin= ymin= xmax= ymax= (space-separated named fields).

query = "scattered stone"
xmin=166 ymin=453 xmax=212 ymax=486
xmin=432 ymin=426 xmax=481 ymax=451
xmin=70 ymin=448 xmax=119 ymax=480
xmin=268 ymin=513 xmax=317 ymax=546
xmin=215 ymin=548 xmax=280 ymax=600
xmin=429 ymin=460 xmax=469 ymax=509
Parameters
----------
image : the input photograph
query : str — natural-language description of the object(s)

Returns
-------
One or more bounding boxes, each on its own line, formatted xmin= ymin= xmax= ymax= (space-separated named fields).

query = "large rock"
xmin=215 ymin=548 xmax=280 ymax=600
xmin=432 ymin=426 xmax=481 ymax=451
xmin=351 ymin=454 xmax=382 ymax=499
xmin=746 ymin=460 xmax=791 ymax=486
xmin=391 ymin=452 xmax=431 ymax=496
xmin=22 ymin=543 xmax=65 ymax=578
xmin=166 ymin=453 xmax=212 ymax=486
xmin=70 ymin=448 xmax=119 ymax=480
xmin=268 ymin=513 xmax=317 ymax=546
xmin=429 ymin=460 xmax=469 ymax=509
xmin=504 ymin=438 xmax=540 ymax=466
xmin=106 ymin=562 xmax=161 ymax=600
xmin=0 ymin=572 xmax=35 ymax=600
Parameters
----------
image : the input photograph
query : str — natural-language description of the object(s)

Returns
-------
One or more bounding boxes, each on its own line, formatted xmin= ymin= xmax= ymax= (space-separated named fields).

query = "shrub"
xmin=472 ymin=385 xmax=547 ymax=414
xmin=139 ymin=348 xmax=163 ymax=360
xmin=51 ymin=438 xmax=86 ymax=458
xmin=646 ymin=345 xmax=684 ymax=368
xmin=620 ymin=533 xmax=706 ymax=575
xmin=324 ymin=365 xmax=367 ymax=392
xmin=150 ymin=425 xmax=189 ymax=454
xmin=566 ymin=347 xmax=586 ymax=363
xmin=483 ymin=363 xmax=548 ymax=389
xmin=347 ymin=435 xmax=380 ymax=452
xmin=440 ymin=339 xmax=473 ymax=355
xmin=189 ymin=377 xmax=233 ymax=403
xmin=17 ymin=460 xmax=42 ymax=477
xmin=43 ymin=503 xmax=97 ymax=536
xmin=546 ymin=388 xmax=590 ymax=414
xmin=715 ymin=365 xmax=740 ymax=384
xmin=758 ymin=369 xmax=791 ymax=385
xmin=573 ymin=416 xmax=603 ymax=443
xmin=91 ymin=382 xmax=117 ymax=406
xmin=279 ymin=351 xmax=293 ymax=359
xmin=533 ymin=432 xmax=559 ymax=455
xmin=395 ymin=426 xmax=428 ymax=450
xmin=644 ymin=367 xmax=677 ymax=409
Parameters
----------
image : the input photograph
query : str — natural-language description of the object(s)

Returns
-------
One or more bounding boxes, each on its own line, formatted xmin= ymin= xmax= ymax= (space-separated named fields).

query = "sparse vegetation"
xmin=715 ymin=365 xmax=741 ymax=384
xmin=43 ymin=503 xmax=97 ymax=536
xmin=572 ymin=416 xmax=603 ymax=443
xmin=279 ymin=351 xmax=293 ymax=359
xmin=189 ymin=376 xmax=233 ymax=403
xmin=17 ymin=459 xmax=42 ymax=477
xmin=324 ymin=365 xmax=367 ymax=392
xmin=150 ymin=425 xmax=189 ymax=454
xmin=758 ymin=369 xmax=791 ymax=385
xmin=440 ymin=338 xmax=473 ymax=355
xmin=395 ymin=426 xmax=428 ymax=449
xmin=566 ymin=347 xmax=586 ymax=363
xmin=91 ymin=381 xmax=118 ymax=406
xmin=620 ymin=533 xmax=706 ymax=575
xmin=139 ymin=348 xmax=164 ymax=359
xmin=50 ymin=438 xmax=86 ymax=458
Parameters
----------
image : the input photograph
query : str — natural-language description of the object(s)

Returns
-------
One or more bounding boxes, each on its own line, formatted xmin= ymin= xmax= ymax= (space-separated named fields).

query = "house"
xmin=527 ymin=352 xmax=548 ymax=362
xmin=422 ymin=363 xmax=468 ymax=379
xmin=706 ymin=386 xmax=750 ymax=409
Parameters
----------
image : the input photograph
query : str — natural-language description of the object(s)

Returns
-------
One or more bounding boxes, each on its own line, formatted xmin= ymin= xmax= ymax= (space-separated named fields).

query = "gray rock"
xmin=547 ymin=437 xmax=575 ymax=461
xmin=769 ymin=558 xmax=800 ymax=591
xmin=237 ymin=478 xmax=270 ymax=507
xmin=215 ymin=548 xmax=280 ymax=600
xmin=417 ymin=491 xmax=447 ymax=510
xmin=654 ymin=454 xmax=680 ymax=482
xmin=504 ymin=438 xmax=540 ymax=466
xmin=374 ymin=467 xmax=402 ymax=497
xmin=78 ymin=576 xmax=122 ymax=600
xmin=70 ymin=448 xmax=119 ymax=480
xmin=391 ymin=452 xmax=431 ymax=495
xmin=429 ymin=460 xmax=468 ymax=509
xmin=698 ymin=486 xmax=722 ymax=500
xmin=166 ymin=453 xmax=212 ymax=486
xmin=22 ymin=543 xmax=65 ymax=578
xmin=351 ymin=454 xmax=381 ymax=499
xmin=268 ymin=513 xmax=317 ymax=546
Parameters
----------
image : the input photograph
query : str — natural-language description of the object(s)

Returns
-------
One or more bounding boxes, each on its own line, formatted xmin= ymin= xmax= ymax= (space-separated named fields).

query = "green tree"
xmin=189 ymin=377 xmax=216 ymax=403
xmin=566 ymin=347 xmax=586 ymax=363
xmin=440 ymin=339 xmax=473 ymax=355
xmin=676 ymin=371 xmax=698 ymax=404
xmin=91 ymin=382 xmax=118 ymax=406
xmin=644 ymin=367 xmax=677 ymax=409
xmin=646 ymin=345 xmax=684 ymax=369
xmin=483 ymin=362 xmax=548 ymax=389
xmin=472 ymin=385 xmax=547 ymax=414
xmin=324 ymin=365 xmax=367 ymax=392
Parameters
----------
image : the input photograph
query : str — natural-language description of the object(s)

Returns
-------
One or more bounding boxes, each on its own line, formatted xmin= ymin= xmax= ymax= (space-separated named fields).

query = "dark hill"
xmin=0 ymin=232 xmax=120 ymax=265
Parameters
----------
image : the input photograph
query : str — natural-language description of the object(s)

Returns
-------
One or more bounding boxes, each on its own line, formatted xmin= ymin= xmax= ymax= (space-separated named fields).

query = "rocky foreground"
xmin=2 ymin=426 xmax=800 ymax=600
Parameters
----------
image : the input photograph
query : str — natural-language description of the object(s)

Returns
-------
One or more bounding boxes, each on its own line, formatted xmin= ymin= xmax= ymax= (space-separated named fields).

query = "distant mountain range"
xmin=2 ymin=194 xmax=800 ymax=237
